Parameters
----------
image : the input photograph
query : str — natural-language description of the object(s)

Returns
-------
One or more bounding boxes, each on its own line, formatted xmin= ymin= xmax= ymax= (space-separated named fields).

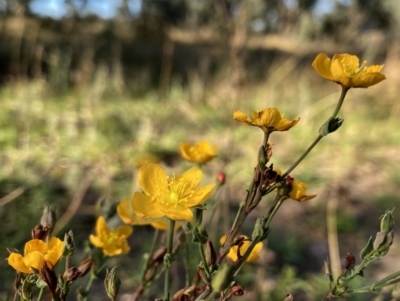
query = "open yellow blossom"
xmin=8 ymin=237 xmax=63 ymax=273
xmin=233 ymin=108 xmax=300 ymax=134
xmin=130 ymin=163 xmax=216 ymax=222
xmin=89 ymin=216 xmax=133 ymax=256
xmin=312 ymin=53 xmax=386 ymax=88
xmin=117 ymin=197 xmax=181 ymax=230
xmin=220 ymin=235 xmax=262 ymax=263
xmin=179 ymin=141 xmax=218 ymax=164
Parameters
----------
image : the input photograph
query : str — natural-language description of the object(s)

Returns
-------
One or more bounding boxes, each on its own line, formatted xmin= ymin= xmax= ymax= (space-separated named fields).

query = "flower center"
xmin=342 ymin=58 xmax=367 ymax=77
xmin=161 ymin=175 xmax=196 ymax=207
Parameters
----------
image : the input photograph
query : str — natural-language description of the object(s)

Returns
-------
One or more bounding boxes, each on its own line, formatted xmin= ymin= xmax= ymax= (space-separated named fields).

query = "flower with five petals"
xmin=233 ymin=108 xmax=300 ymax=134
xmin=179 ymin=140 xmax=218 ymax=164
xmin=130 ymin=164 xmax=216 ymax=222
xmin=312 ymin=53 xmax=386 ymax=88
xmin=8 ymin=237 xmax=63 ymax=273
xmin=89 ymin=216 xmax=133 ymax=256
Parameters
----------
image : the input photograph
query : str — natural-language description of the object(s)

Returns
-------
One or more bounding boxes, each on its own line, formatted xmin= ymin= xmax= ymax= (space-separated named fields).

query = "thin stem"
xmin=84 ymin=271 xmax=96 ymax=294
xmin=263 ymin=196 xmax=285 ymax=229
xmin=199 ymin=244 xmax=211 ymax=276
xmin=65 ymin=256 xmax=70 ymax=271
xmin=37 ymin=288 xmax=45 ymax=301
xmin=331 ymin=87 xmax=349 ymax=119
xmin=263 ymin=131 xmax=270 ymax=147
xmin=163 ymin=219 xmax=176 ymax=301
xmin=233 ymin=239 xmax=260 ymax=277
xmin=282 ymin=135 xmax=323 ymax=178
xmin=140 ymin=229 xmax=160 ymax=282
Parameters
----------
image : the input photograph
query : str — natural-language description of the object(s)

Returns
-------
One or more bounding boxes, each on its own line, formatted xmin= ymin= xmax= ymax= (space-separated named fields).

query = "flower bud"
xmin=319 ymin=117 xmax=344 ymax=136
xmin=63 ymin=267 xmax=80 ymax=283
xmin=77 ymin=258 xmax=94 ymax=277
xmin=39 ymin=262 xmax=58 ymax=296
xmin=62 ymin=230 xmax=75 ymax=257
xmin=217 ymin=172 xmax=226 ymax=185
xmin=104 ymin=267 xmax=121 ymax=300
xmin=31 ymin=225 xmax=49 ymax=240
xmin=40 ymin=205 xmax=56 ymax=237
xmin=231 ymin=283 xmax=245 ymax=296
xmin=204 ymin=240 xmax=216 ymax=268
xmin=344 ymin=252 xmax=355 ymax=269
xmin=380 ymin=209 xmax=394 ymax=233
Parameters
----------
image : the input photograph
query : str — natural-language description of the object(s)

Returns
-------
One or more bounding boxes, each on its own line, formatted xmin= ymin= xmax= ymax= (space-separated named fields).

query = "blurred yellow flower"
xmin=117 ymin=197 xmax=181 ymax=230
xmin=179 ymin=141 xmax=218 ymax=164
xmin=133 ymin=153 xmax=161 ymax=169
xmin=233 ymin=108 xmax=300 ymax=134
xmin=289 ymin=179 xmax=317 ymax=202
xmin=131 ymin=163 xmax=215 ymax=222
xmin=8 ymin=237 xmax=63 ymax=273
xmin=312 ymin=53 xmax=386 ymax=88
xmin=220 ymin=235 xmax=262 ymax=263
xmin=275 ymin=169 xmax=317 ymax=202
xmin=89 ymin=216 xmax=133 ymax=256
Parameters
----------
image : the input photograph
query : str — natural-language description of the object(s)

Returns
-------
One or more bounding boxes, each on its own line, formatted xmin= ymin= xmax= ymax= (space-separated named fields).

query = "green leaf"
xmin=360 ymin=237 xmax=374 ymax=259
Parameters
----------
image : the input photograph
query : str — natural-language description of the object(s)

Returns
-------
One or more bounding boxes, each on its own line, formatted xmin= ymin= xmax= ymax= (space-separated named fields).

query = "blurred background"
xmin=1 ymin=0 xmax=400 ymax=300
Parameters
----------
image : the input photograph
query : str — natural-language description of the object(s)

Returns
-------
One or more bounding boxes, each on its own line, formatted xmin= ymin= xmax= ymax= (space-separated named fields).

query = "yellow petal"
xmin=185 ymin=183 xmax=216 ymax=207
xmin=89 ymin=234 xmax=104 ymax=248
xmin=45 ymin=237 xmax=63 ymax=267
xmin=131 ymin=191 xmax=165 ymax=218
xmin=118 ymin=197 xmax=155 ymax=226
xmin=23 ymin=251 xmax=45 ymax=272
xmin=116 ymin=225 xmax=133 ymax=238
xmin=312 ymin=53 xmax=335 ymax=81
xmin=139 ymin=163 xmax=168 ymax=197
xmin=179 ymin=142 xmax=193 ymax=162
xmin=330 ymin=57 xmax=351 ymax=87
xmin=354 ymin=72 xmax=386 ymax=88
xmin=24 ymin=239 xmax=48 ymax=255
xmin=164 ymin=205 xmax=193 ymax=221
xmin=246 ymin=242 xmax=263 ymax=262
xmin=176 ymin=166 xmax=202 ymax=188
xmin=233 ymin=110 xmax=252 ymax=125
xmin=8 ymin=253 xmax=32 ymax=273
xmin=275 ymin=116 xmax=301 ymax=131
xmin=259 ymin=108 xmax=281 ymax=127
xmin=95 ymin=216 xmax=110 ymax=237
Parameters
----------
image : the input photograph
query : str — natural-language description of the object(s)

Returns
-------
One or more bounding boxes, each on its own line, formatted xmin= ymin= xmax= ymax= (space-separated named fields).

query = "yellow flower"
xmin=89 ymin=216 xmax=133 ymax=256
xmin=179 ymin=140 xmax=218 ymax=164
xmin=220 ymin=235 xmax=262 ymax=263
xmin=117 ymin=197 xmax=181 ymax=230
xmin=312 ymin=53 xmax=386 ymax=88
xmin=8 ymin=237 xmax=63 ymax=273
xmin=131 ymin=163 xmax=216 ymax=222
xmin=289 ymin=179 xmax=317 ymax=202
xmin=233 ymin=108 xmax=300 ymax=134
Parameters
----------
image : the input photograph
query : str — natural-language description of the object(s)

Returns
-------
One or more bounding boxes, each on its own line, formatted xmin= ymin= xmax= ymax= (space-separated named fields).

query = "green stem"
xmin=282 ymin=135 xmax=323 ymax=178
xmin=141 ymin=229 xmax=160 ymax=282
xmin=85 ymin=272 xmax=96 ymax=294
xmin=37 ymin=288 xmax=45 ymax=301
xmin=163 ymin=219 xmax=176 ymax=301
xmin=263 ymin=196 xmax=285 ymax=229
xmin=233 ymin=238 xmax=260 ymax=277
xmin=65 ymin=256 xmax=70 ymax=271
xmin=331 ymin=87 xmax=349 ymax=119
xmin=263 ymin=131 xmax=270 ymax=147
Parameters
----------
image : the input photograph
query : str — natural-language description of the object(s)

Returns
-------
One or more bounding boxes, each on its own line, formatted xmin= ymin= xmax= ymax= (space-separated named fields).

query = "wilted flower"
xmin=89 ymin=216 xmax=133 ymax=256
xmin=130 ymin=164 xmax=215 ymax=222
xmin=7 ymin=237 xmax=63 ymax=273
xmin=233 ymin=108 xmax=300 ymax=134
xmin=312 ymin=53 xmax=386 ymax=88
xmin=220 ymin=235 xmax=263 ymax=263
xmin=179 ymin=140 xmax=218 ymax=164
xmin=289 ymin=178 xmax=317 ymax=202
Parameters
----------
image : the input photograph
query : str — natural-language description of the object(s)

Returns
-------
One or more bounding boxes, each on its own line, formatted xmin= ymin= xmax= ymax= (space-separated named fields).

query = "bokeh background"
xmin=1 ymin=0 xmax=400 ymax=300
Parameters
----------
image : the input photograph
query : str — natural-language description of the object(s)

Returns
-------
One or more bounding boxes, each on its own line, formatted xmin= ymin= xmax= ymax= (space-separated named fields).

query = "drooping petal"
xmin=139 ymin=163 xmax=168 ymax=197
xmin=312 ymin=53 xmax=335 ymax=81
xmin=289 ymin=179 xmax=317 ymax=202
xmin=354 ymin=72 xmax=386 ymax=88
xmin=275 ymin=116 xmax=301 ymax=131
xmin=131 ymin=192 xmax=165 ymax=219
xmin=24 ymin=239 xmax=48 ymax=255
xmin=117 ymin=197 xmax=154 ymax=225
xmin=8 ymin=253 xmax=31 ymax=273
xmin=185 ymin=183 xmax=216 ymax=207
xmin=164 ymin=205 xmax=194 ymax=221
xmin=175 ymin=166 xmax=202 ymax=189
xmin=45 ymin=237 xmax=63 ymax=267
xmin=23 ymin=251 xmax=45 ymax=272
